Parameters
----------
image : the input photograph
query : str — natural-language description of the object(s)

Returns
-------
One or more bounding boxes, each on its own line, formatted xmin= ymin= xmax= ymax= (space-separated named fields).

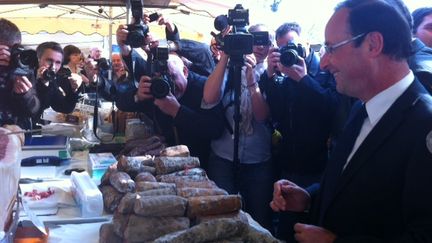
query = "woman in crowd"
xmin=63 ymin=44 xmax=90 ymax=92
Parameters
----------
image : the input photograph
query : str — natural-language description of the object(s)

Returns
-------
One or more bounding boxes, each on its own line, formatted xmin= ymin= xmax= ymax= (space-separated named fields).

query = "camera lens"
xmin=280 ymin=48 xmax=299 ymax=67
xmin=42 ymin=69 xmax=56 ymax=81
xmin=150 ymin=77 xmax=170 ymax=99
xmin=126 ymin=24 xmax=148 ymax=48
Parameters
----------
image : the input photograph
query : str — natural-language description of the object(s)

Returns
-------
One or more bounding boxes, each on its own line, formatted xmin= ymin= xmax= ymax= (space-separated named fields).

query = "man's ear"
xmin=365 ymin=32 xmax=384 ymax=57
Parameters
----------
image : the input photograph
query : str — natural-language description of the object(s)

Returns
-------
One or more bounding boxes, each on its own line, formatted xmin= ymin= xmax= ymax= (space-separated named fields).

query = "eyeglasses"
xmin=323 ymin=33 xmax=366 ymax=55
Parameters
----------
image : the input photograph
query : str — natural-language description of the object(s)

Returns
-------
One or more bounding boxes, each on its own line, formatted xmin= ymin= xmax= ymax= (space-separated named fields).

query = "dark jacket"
xmin=0 ymin=69 xmax=41 ymax=129
xmin=260 ymin=52 xmax=339 ymax=175
xmin=166 ymin=25 xmax=215 ymax=77
xmin=36 ymin=69 xmax=80 ymax=115
xmin=309 ymin=79 xmax=432 ymax=242
xmin=408 ymin=38 xmax=432 ymax=94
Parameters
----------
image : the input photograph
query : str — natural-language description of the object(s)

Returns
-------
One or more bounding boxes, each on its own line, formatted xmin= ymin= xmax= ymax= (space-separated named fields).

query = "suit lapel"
xmin=326 ymin=80 xmax=425 ymax=213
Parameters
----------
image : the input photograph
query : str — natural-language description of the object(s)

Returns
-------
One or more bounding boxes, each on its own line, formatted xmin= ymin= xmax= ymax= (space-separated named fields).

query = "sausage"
xmin=157 ymin=168 xmax=207 ymax=182
xmin=109 ymin=171 xmax=135 ymax=193
xmin=155 ymin=156 xmax=200 ymax=175
xmin=135 ymin=181 xmax=176 ymax=192
xmin=160 ymin=145 xmax=190 ymax=157
xmin=99 ymin=223 xmax=122 ymax=243
xmin=137 ymin=187 xmax=177 ymax=197
xmin=134 ymin=172 xmax=157 ymax=183
xmin=134 ymin=195 xmax=187 ymax=217
xmin=187 ymin=195 xmax=242 ymax=218
xmin=123 ymin=215 xmax=189 ymax=242
xmin=99 ymin=185 xmax=124 ymax=213
xmin=152 ymin=218 xmax=248 ymax=243
xmin=177 ymin=187 xmax=228 ymax=198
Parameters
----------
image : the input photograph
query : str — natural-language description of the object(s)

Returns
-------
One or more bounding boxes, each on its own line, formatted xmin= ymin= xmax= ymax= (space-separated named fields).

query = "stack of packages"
xmin=99 ymin=145 xmax=281 ymax=243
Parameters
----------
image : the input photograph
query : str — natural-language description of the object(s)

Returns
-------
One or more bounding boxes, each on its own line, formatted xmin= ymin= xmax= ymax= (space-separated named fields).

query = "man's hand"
xmin=116 ymin=24 xmax=129 ymax=46
xmin=69 ymin=73 xmax=83 ymax=93
xmin=277 ymin=57 xmax=307 ymax=82
xmin=116 ymin=24 xmax=132 ymax=56
xmin=0 ymin=45 xmax=11 ymax=67
xmin=153 ymin=92 xmax=180 ymax=117
xmin=294 ymin=223 xmax=337 ymax=243
xmin=13 ymin=76 xmax=32 ymax=94
xmin=244 ymin=54 xmax=257 ymax=85
xmin=157 ymin=14 xmax=175 ymax=33
xmin=266 ymin=46 xmax=280 ymax=78
xmin=36 ymin=65 xmax=50 ymax=85
xmin=135 ymin=76 xmax=153 ymax=101
xmin=270 ymin=179 xmax=311 ymax=212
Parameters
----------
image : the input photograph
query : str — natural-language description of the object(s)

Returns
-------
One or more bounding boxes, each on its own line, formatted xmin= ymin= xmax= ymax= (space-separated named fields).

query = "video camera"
xmin=278 ymin=42 xmax=306 ymax=67
xmin=211 ymin=4 xmax=269 ymax=57
xmin=126 ymin=0 xmax=149 ymax=48
xmin=9 ymin=44 xmax=38 ymax=77
xmin=147 ymin=47 xmax=173 ymax=99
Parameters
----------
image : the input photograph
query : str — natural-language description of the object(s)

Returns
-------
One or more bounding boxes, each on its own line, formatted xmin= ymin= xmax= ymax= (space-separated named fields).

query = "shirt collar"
xmin=365 ymin=71 xmax=414 ymax=126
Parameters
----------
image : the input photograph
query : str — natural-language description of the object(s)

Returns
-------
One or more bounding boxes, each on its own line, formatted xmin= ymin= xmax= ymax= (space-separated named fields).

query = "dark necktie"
xmin=319 ymin=104 xmax=368 ymax=224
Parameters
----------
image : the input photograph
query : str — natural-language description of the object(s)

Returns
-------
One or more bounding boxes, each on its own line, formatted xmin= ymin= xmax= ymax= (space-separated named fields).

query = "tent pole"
xmin=109 ymin=6 xmax=113 ymax=59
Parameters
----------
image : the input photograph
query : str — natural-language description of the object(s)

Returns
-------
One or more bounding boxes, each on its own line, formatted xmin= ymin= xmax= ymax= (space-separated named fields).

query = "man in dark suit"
xmin=270 ymin=1 xmax=432 ymax=242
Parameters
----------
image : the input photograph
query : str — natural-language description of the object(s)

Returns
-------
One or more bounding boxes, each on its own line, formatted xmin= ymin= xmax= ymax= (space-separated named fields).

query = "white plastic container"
xmin=70 ymin=171 xmax=103 ymax=218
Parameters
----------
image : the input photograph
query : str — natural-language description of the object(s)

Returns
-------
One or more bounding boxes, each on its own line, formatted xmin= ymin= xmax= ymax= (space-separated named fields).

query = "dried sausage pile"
xmin=99 ymin=144 xmax=281 ymax=243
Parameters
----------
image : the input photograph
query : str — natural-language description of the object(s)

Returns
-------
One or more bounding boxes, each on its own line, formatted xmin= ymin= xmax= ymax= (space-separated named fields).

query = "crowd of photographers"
xmin=1 ymin=0 xmax=432 ymax=242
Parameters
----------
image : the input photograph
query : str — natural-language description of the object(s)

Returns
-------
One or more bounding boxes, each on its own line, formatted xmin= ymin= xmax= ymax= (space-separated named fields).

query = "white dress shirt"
xmin=343 ymin=71 xmax=415 ymax=170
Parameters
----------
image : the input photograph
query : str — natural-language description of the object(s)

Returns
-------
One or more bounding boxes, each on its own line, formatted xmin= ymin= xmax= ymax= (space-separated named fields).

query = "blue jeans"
xmin=207 ymin=152 xmax=275 ymax=232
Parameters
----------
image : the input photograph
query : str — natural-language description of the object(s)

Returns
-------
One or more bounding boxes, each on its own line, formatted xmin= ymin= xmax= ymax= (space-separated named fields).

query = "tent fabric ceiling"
xmin=0 ymin=0 xmax=171 ymax=7
xmin=0 ymin=0 xmax=234 ymax=41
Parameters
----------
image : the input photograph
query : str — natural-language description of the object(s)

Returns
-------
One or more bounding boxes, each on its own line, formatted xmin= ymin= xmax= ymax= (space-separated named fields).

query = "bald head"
xmin=90 ymin=46 xmax=102 ymax=60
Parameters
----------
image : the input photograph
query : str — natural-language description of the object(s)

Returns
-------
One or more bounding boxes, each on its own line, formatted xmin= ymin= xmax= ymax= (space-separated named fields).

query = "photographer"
xmin=116 ymin=53 xmax=224 ymax=166
xmin=202 ymin=21 xmax=274 ymax=232
xmin=35 ymin=42 xmax=80 ymax=118
xmin=0 ymin=18 xmax=41 ymax=129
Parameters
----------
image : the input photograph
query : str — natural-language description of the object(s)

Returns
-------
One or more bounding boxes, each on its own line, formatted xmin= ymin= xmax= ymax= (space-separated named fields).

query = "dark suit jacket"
xmin=310 ymin=79 xmax=432 ymax=242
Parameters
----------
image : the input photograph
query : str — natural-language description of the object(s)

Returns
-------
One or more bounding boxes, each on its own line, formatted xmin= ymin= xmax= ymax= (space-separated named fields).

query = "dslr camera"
xmin=125 ymin=0 xmax=149 ymax=48
xmin=42 ymin=64 xmax=72 ymax=82
xmin=278 ymin=43 xmax=306 ymax=67
xmin=211 ymin=4 xmax=269 ymax=57
xmin=42 ymin=62 xmax=56 ymax=81
xmin=147 ymin=47 xmax=173 ymax=99
xmin=9 ymin=44 xmax=38 ymax=77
